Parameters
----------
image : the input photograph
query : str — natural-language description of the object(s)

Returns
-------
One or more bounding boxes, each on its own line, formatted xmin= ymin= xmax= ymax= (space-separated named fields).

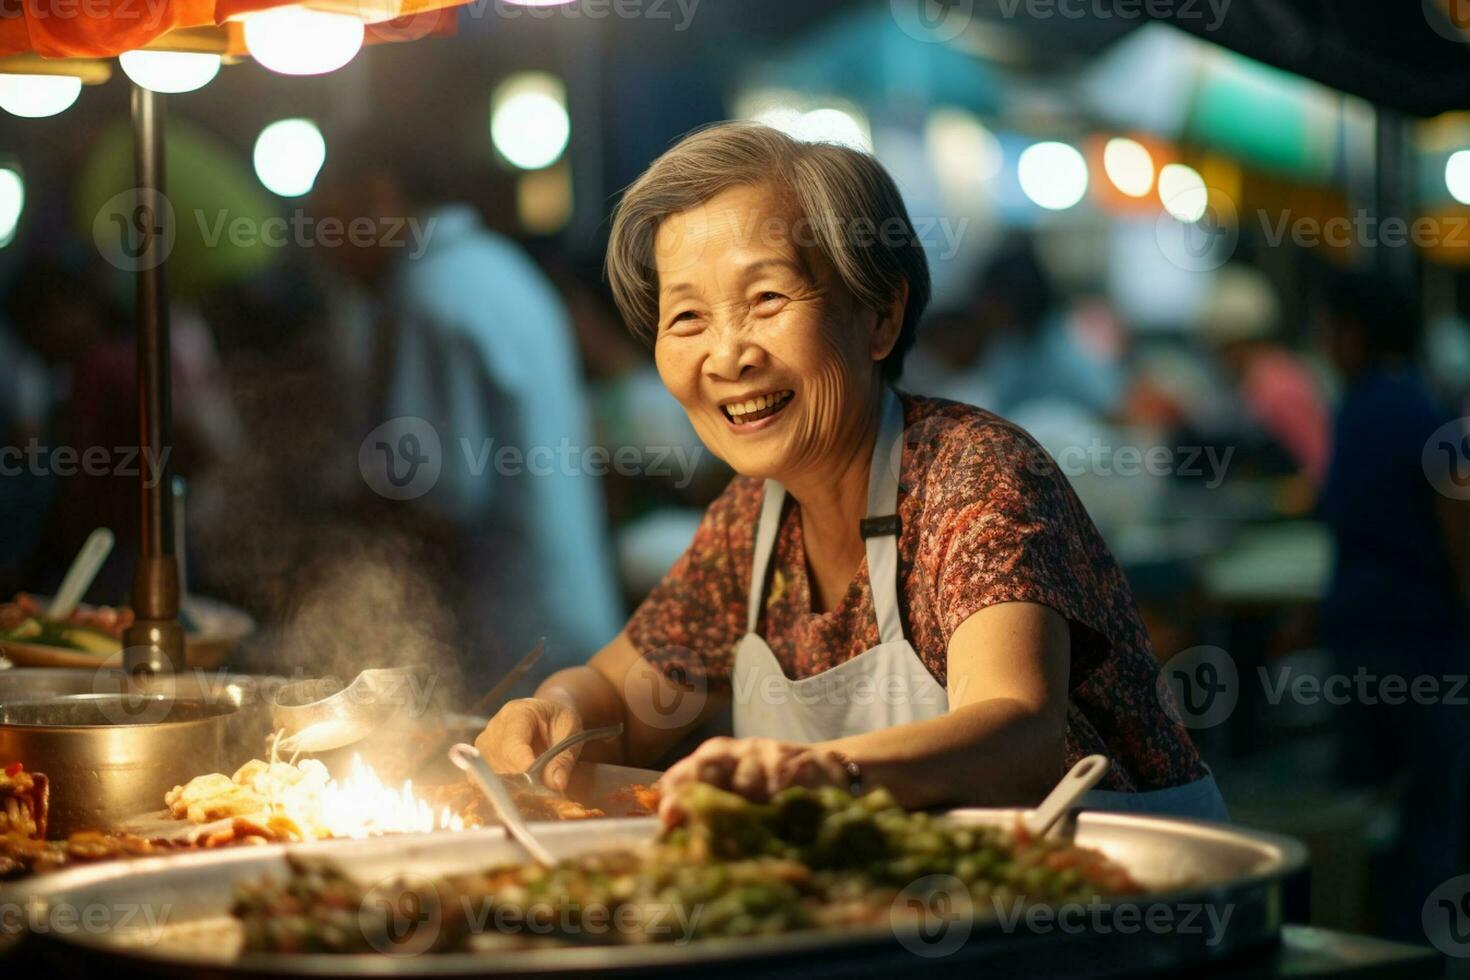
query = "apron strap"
xmin=747 ymin=480 xmax=787 ymax=635
xmin=746 ymin=388 xmax=906 ymax=643
xmin=864 ymin=387 xmax=905 ymax=645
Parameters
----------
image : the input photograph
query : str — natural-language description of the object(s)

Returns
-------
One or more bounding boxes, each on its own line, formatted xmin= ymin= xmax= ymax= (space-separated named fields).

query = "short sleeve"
xmin=624 ymin=477 xmax=760 ymax=690
xmin=923 ymin=419 xmax=1107 ymax=676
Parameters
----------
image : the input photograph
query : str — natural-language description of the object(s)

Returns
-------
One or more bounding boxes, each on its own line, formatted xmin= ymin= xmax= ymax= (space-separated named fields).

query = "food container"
xmin=0 ymin=669 xmax=273 ymax=836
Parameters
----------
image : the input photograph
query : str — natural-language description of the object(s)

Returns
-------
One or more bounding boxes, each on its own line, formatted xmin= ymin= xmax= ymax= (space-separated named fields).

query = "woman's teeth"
xmin=723 ymin=390 xmax=793 ymax=424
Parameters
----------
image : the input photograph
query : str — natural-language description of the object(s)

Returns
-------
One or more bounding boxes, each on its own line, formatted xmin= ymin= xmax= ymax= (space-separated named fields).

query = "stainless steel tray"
xmin=12 ymin=810 xmax=1306 ymax=978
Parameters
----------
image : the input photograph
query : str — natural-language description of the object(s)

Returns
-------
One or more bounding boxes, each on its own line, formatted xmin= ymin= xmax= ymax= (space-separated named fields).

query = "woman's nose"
xmin=704 ymin=323 xmax=764 ymax=381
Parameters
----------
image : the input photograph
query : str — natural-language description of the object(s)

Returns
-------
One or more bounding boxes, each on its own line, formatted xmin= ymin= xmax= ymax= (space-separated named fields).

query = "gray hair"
xmin=605 ymin=122 xmax=932 ymax=381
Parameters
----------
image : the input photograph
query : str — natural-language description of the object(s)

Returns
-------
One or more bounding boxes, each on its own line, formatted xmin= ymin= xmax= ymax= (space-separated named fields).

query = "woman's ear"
xmin=870 ymin=280 xmax=909 ymax=363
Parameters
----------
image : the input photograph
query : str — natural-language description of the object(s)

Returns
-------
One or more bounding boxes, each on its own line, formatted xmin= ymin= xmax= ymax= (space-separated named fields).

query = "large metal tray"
xmin=13 ymin=810 xmax=1306 ymax=978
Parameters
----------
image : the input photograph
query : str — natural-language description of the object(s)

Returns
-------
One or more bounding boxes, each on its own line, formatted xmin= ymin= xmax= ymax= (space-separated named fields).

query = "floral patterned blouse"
xmin=626 ymin=393 xmax=1207 ymax=791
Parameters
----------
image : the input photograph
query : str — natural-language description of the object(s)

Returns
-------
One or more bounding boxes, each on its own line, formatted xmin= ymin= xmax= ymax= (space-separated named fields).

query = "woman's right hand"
xmin=473 ymin=697 xmax=584 ymax=792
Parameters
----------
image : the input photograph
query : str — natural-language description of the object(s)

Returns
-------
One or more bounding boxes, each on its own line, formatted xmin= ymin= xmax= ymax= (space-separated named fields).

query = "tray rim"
xmin=12 ymin=809 xmax=1308 ymax=975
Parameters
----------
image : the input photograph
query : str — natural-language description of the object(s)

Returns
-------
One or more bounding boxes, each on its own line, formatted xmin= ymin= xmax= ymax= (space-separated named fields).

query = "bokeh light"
xmin=253 ymin=119 xmax=327 ymax=198
xmin=491 ymin=72 xmax=571 ymax=171
xmin=1446 ymin=150 xmax=1470 ymax=205
xmin=925 ymin=108 xmax=1004 ymax=184
xmin=0 ymin=168 xmax=23 ymax=246
xmin=1018 ymin=141 xmax=1088 ymax=211
xmin=1158 ymin=162 xmax=1209 ymax=222
xmin=751 ymin=102 xmax=872 ymax=152
xmin=1103 ymin=137 xmax=1154 ymax=198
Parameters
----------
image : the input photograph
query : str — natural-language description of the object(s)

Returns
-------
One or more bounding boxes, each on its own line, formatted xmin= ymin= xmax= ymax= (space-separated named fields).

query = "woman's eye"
xmin=755 ymin=291 xmax=785 ymax=306
xmin=663 ymin=310 xmax=702 ymax=333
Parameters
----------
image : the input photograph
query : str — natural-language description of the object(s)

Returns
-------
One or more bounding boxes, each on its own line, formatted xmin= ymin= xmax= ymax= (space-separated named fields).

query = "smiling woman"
xmin=474 ymin=122 xmax=1227 ymax=824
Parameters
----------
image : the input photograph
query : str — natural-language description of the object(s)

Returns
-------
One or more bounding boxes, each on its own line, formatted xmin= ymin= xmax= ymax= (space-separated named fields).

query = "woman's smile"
xmin=720 ymin=388 xmax=795 ymax=431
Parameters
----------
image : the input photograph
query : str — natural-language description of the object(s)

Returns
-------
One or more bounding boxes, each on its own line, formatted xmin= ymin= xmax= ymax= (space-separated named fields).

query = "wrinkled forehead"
xmin=653 ymin=182 xmax=827 ymax=294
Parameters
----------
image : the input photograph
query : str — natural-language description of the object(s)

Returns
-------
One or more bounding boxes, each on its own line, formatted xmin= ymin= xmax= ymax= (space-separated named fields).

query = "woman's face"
xmin=652 ymin=182 xmax=899 ymax=483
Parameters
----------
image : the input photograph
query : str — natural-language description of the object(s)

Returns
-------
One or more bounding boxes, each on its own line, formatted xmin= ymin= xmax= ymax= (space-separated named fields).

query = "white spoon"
xmin=1024 ymin=754 xmax=1110 ymax=839
xmin=48 ymin=528 xmax=115 ymax=620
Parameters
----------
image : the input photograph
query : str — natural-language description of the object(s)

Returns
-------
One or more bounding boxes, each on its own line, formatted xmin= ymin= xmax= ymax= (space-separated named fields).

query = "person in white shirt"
xmin=309 ymin=132 xmax=623 ymax=680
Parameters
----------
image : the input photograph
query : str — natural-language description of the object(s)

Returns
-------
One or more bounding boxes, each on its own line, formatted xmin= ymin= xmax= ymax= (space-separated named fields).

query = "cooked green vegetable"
xmin=233 ymin=783 xmax=1140 ymax=955
xmin=1 ymin=617 xmax=120 ymax=654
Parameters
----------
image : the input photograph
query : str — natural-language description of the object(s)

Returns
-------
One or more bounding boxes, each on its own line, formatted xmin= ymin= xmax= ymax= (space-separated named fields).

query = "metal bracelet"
xmin=841 ymin=759 xmax=862 ymax=797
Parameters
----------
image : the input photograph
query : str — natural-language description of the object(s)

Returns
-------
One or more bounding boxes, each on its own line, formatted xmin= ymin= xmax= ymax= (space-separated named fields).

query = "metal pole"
xmin=122 ymin=83 xmax=183 ymax=675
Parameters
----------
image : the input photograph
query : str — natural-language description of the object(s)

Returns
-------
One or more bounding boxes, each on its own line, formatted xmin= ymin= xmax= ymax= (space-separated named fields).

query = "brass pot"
xmin=0 ymin=669 xmax=273 ymax=837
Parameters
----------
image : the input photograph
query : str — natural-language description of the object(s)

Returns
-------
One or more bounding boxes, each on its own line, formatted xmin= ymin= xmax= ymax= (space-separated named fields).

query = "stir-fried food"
xmin=0 ymin=830 xmax=187 ymax=881
xmin=167 ymin=759 xmax=336 ymax=841
xmin=421 ymin=780 xmax=606 ymax=825
xmin=233 ymin=783 xmax=1140 ymax=954
xmin=0 ymin=762 xmax=49 ymax=840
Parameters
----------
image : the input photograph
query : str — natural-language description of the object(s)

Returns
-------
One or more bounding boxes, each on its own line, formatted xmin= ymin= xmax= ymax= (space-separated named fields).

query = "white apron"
xmin=729 ymin=387 xmax=1230 ymax=823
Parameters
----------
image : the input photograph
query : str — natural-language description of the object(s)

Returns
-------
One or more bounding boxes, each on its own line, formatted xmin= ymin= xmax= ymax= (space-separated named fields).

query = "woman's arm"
xmin=657 ymin=601 xmax=1071 ymax=815
xmin=532 ymin=630 xmax=730 ymax=767
xmin=822 ymin=600 xmax=1070 ymax=808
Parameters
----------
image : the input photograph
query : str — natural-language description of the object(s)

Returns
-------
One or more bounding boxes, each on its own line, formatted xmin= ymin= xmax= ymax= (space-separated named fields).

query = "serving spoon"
xmin=48 ymin=528 xmax=114 ymax=620
xmin=449 ymin=742 xmax=556 ymax=866
xmin=1024 ymin=754 xmax=1110 ymax=839
xmin=272 ymin=666 xmax=428 ymax=755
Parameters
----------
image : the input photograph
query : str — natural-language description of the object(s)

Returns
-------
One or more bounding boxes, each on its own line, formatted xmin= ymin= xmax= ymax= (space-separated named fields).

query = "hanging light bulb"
xmin=244 ymin=6 xmax=365 ymax=76
xmin=0 ymin=75 xmax=83 ymax=118
xmin=119 ymin=51 xmax=221 ymax=94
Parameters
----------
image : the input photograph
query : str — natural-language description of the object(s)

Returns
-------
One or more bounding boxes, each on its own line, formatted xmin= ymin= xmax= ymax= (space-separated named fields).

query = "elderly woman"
xmin=475 ymin=122 xmax=1226 ymax=821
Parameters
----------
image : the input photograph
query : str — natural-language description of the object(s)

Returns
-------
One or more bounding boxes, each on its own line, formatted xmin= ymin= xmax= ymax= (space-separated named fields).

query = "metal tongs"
xmin=500 ymin=724 xmax=624 ymax=796
xmin=448 ymin=724 xmax=624 ymax=865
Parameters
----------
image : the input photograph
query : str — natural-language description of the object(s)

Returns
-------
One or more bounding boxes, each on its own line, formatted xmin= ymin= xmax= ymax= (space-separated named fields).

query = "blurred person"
xmin=1318 ymin=268 xmax=1470 ymax=941
xmin=2 ymin=253 xmax=243 ymax=601
xmin=908 ymin=236 xmax=1126 ymax=420
xmin=539 ymin=258 xmax=723 ymax=604
xmin=1202 ymin=264 xmax=1331 ymax=484
xmin=0 ymin=255 xmax=98 ymax=594
xmin=308 ymin=130 xmax=622 ymax=681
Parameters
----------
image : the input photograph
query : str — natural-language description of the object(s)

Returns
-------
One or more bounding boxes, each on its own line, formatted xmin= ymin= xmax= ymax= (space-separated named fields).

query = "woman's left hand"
xmin=656 ymin=736 xmax=851 ymax=824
